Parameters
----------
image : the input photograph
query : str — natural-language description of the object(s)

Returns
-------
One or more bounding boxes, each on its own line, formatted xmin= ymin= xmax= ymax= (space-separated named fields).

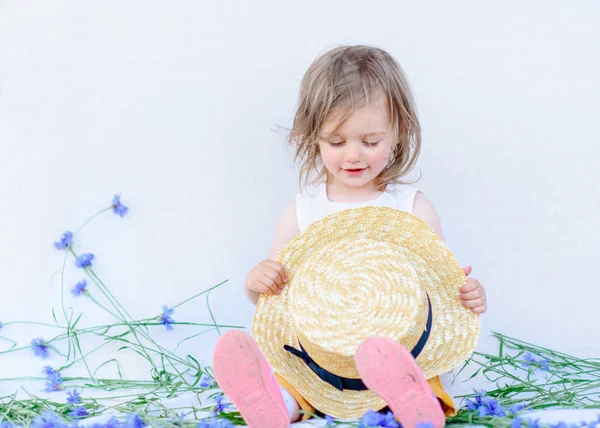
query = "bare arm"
xmin=244 ymin=199 xmax=300 ymax=305
xmin=412 ymin=191 xmax=445 ymax=240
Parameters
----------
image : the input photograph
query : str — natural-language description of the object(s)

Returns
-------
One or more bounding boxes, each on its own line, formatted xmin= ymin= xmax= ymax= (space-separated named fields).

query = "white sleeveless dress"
xmin=295 ymin=181 xmax=420 ymax=232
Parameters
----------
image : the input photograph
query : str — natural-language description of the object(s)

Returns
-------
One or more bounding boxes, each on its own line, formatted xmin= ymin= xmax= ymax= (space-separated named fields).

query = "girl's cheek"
xmin=320 ymin=149 xmax=338 ymax=168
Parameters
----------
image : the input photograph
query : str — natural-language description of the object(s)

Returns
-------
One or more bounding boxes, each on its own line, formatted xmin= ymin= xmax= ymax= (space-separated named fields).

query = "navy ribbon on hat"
xmin=283 ymin=293 xmax=433 ymax=391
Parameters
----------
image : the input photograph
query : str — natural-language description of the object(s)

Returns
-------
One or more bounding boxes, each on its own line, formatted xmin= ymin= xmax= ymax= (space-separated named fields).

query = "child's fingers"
xmin=263 ymin=270 xmax=286 ymax=292
xmin=262 ymin=260 xmax=289 ymax=284
xmin=270 ymin=269 xmax=288 ymax=291
xmin=459 ymin=281 xmax=479 ymax=293
xmin=263 ymin=268 xmax=282 ymax=285
xmin=459 ymin=289 xmax=481 ymax=300
xmin=257 ymin=278 xmax=279 ymax=295
xmin=274 ymin=266 xmax=289 ymax=284
xmin=471 ymin=305 xmax=486 ymax=314
xmin=461 ymin=297 xmax=485 ymax=309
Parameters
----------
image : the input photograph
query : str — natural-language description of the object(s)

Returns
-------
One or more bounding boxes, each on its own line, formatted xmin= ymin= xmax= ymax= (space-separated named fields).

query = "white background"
xmin=1 ymin=0 xmax=599 ymax=418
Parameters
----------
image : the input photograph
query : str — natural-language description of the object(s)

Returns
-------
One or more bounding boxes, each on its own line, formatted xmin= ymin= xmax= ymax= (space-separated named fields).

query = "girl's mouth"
xmin=345 ymin=168 xmax=366 ymax=177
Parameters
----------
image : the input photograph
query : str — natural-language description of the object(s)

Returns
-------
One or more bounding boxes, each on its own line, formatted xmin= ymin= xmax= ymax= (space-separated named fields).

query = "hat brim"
xmin=252 ymin=207 xmax=480 ymax=419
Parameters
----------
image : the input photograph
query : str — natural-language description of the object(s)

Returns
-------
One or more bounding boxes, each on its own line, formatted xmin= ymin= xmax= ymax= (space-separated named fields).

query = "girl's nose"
xmin=344 ymin=142 xmax=362 ymax=162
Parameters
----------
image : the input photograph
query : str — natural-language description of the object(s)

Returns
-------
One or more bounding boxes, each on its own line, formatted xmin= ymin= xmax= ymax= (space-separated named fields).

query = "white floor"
xmin=287 ymin=409 xmax=600 ymax=427
xmin=2 ymin=380 xmax=598 ymax=427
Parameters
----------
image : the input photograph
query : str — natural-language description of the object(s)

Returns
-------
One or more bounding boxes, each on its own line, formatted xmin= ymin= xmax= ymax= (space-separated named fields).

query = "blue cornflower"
xmin=43 ymin=366 xmax=63 ymax=392
xmin=1 ymin=422 xmax=13 ymax=428
xmin=478 ymin=406 xmax=491 ymax=417
xmin=478 ymin=396 xmax=506 ymax=417
xmin=54 ymin=231 xmax=73 ymax=250
xmin=465 ymin=389 xmax=487 ymax=411
xmin=213 ymin=394 xmax=230 ymax=414
xmin=45 ymin=375 xmax=63 ymax=392
xmin=32 ymin=338 xmax=50 ymax=359
xmin=465 ymin=389 xmax=507 ymax=417
xmin=325 ymin=415 xmax=335 ymax=426
xmin=42 ymin=365 xmax=57 ymax=376
xmin=66 ymin=389 xmax=81 ymax=405
xmin=508 ymin=402 xmax=529 ymax=414
xmin=71 ymin=279 xmax=88 ymax=297
xmin=378 ymin=412 xmax=399 ymax=428
xmin=549 ymin=423 xmax=569 ymax=428
xmin=359 ymin=410 xmax=399 ymax=427
xmin=0 ymin=320 xmax=3 ymax=334
xmin=75 ymin=253 xmax=94 ymax=269
xmin=124 ymin=413 xmax=144 ymax=428
xmin=199 ymin=373 xmax=215 ymax=388
xmin=160 ymin=306 xmax=175 ymax=331
xmin=31 ymin=410 xmax=69 ymax=428
xmin=417 ymin=423 xmax=435 ymax=428
xmin=511 ymin=417 xmax=523 ymax=428
xmin=521 ymin=352 xmax=550 ymax=371
xmin=112 ymin=194 xmax=129 ymax=218
xmin=68 ymin=406 xmax=89 ymax=418
xmin=523 ymin=352 xmax=536 ymax=363
xmin=526 ymin=418 xmax=541 ymax=428
xmin=360 ymin=410 xmax=382 ymax=427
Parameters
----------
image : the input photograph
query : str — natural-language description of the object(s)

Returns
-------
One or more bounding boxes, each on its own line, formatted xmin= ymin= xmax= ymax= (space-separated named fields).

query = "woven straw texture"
xmin=252 ymin=206 xmax=480 ymax=419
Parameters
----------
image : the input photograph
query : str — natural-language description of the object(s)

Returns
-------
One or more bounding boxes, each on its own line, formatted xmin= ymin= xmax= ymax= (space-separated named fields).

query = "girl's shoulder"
xmin=384 ymin=181 xmax=421 ymax=213
xmin=294 ymin=181 xmax=326 ymax=232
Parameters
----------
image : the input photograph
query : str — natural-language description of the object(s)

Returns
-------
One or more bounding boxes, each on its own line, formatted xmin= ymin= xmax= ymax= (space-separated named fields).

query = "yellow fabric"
xmin=275 ymin=373 xmax=315 ymax=422
xmin=428 ymin=375 xmax=457 ymax=417
xmin=275 ymin=373 xmax=456 ymax=421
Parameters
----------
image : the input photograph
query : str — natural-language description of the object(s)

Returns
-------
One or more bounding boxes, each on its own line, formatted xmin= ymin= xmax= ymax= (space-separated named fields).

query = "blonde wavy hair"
xmin=288 ymin=45 xmax=422 ymax=192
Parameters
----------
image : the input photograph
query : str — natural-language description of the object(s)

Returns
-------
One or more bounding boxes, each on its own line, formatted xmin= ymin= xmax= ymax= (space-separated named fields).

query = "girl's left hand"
xmin=459 ymin=266 xmax=487 ymax=314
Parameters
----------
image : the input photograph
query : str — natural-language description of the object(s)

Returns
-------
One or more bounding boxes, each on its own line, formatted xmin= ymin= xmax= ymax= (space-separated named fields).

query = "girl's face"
xmin=318 ymin=97 xmax=395 ymax=192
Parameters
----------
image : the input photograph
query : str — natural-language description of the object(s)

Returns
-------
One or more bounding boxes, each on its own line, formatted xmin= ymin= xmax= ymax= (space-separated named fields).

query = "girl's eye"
xmin=327 ymin=140 xmax=380 ymax=147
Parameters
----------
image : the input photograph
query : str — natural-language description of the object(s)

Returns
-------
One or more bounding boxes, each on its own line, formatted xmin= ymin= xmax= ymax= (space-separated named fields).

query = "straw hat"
xmin=252 ymin=206 xmax=480 ymax=419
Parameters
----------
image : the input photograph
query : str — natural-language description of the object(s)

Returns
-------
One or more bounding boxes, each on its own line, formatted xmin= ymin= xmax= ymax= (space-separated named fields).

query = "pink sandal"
xmin=355 ymin=336 xmax=446 ymax=428
xmin=212 ymin=331 xmax=290 ymax=428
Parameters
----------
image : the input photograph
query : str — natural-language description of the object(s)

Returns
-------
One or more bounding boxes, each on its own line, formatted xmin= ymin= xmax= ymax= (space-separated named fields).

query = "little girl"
xmin=213 ymin=45 xmax=487 ymax=427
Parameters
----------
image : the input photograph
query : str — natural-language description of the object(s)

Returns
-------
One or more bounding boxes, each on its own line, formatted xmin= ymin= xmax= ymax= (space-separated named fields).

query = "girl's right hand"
xmin=245 ymin=259 xmax=289 ymax=295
